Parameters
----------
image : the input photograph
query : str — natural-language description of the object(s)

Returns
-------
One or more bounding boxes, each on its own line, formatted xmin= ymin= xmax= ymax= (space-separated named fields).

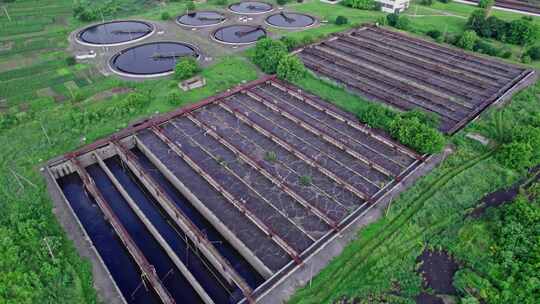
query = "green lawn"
xmin=288 ymin=80 xmax=540 ymax=303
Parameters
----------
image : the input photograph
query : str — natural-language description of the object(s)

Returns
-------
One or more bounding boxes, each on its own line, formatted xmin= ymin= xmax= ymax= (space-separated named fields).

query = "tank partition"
xmin=212 ymin=25 xmax=267 ymax=45
xmin=109 ymin=41 xmax=200 ymax=78
xmin=228 ymin=1 xmax=273 ymax=14
xmin=176 ymin=11 xmax=227 ymax=28
xmin=76 ymin=20 xmax=154 ymax=47
xmin=265 ymin=12 xmax=316 ymax=29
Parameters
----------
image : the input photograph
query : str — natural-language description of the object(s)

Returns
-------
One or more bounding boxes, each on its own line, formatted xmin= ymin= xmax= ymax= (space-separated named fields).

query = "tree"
xmin=526 ymin=46 xmax=540 ymax=60
xmin=395 ymin=16 xmax=410 ymax=30
xmin=343 ymin=0 xmax=376 ymax=10
xmin=466 ymin=9 xmax=490 ymax=37
xmin=277 ymin=55 xmax=306 ymax=82
xmin=174 ymin=57 xmax=199 ymax=80
xmin=280 ymin=36 xmax=299 ymax=51
xmin=426 ymin=30 xmax=442 ymax=40
xmin=456 ymin=30 xmax=478 ymax=51
xmin=478 ymin=0 xmax=494 ymax=9
xmin=506 ymin=18 xmax=539 ymax=45
xmin=161 ymin=12 xmax=170 ymax=20
xmin=335 ymin=16 xmax=349 ymax=25
xmin=186 ymin=1 xmax=196 ymax=12
xmin=253 ymin=38 xmax=288 ymax=74
xmin=387 ymin=13 xmax=400 ymax=27
xmin=389 ymin=116 xmax=446 ymax=154
xmin=65 ymin=56 xmax=76 ymax=66
xmin=496 ymin=142 xmax=533 ymax=170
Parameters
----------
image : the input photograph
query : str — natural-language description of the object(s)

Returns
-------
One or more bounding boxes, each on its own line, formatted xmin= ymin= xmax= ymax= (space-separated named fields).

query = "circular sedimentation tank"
xmin=228 ymin=1 xmax=273 ymax=14
xmin=176 ymin=11 xmax=227 ymax=27
xmin=76 ymin=20 xmax=154 ymax=46
xmin=265 ymin=12 xmax=316 ymax=29
xmin=212 ymin=25 xmax=267 ymax=45
xmin=110 ymin=42 xmax=200 ymax=77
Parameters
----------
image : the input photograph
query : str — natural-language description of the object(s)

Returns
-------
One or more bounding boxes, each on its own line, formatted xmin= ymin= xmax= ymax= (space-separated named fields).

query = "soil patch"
xmin=90 ymin=87 xmax=134 ymax=102
xmin=417 ymin=249 xmax=459 ymax=295
xmin=471 ymin=166 xmax=540 ymax=217
xmin=415 ymin=292 xmax=444 ymax=304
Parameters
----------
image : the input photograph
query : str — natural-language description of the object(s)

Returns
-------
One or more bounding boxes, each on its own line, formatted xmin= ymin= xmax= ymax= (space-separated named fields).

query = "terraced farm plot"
xmin=46 ymin=77 xmax=424 ymax=304
xmin=297 ymin=25 xmax=536 ymax=134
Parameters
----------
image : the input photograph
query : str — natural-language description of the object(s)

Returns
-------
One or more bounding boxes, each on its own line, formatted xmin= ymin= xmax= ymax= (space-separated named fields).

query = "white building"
xmin=377 ymin=0 xmax=410 ymax=13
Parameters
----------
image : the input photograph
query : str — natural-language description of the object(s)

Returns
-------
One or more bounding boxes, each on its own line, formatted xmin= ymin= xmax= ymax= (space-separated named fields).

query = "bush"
xmin=420 ymin=0 xmax=433 ymax=5
xmin=253 ymin=38 xmax=288 ymax=74
xmin=174 ymin=57 xmax=199 ymax=80
xmin=389 ymin=116 xmax=446 ymax=154
xmin=506 ymin=18 xmax=539 ymax=45
xmin=277 ymin=0 xmax=288 ymax=4
xmin=65 ymin=56 xmax=77 ymax=66
xmin=387 ymin=13 xmax=400 ymax=27
xmin=456 ymin=30 xmax=478 ymax=51
xmin=161 ymin=12 xmax=170 ymax=20
xmin=395 ymin=16 xmax=410 ymax=30
xmin=343 ymin=0 xmax=376 ymax=10
xmin=335 ymin=16 xmax=349 ymax=25
xmin=277 ymin=55 xmax=306 ymax=82
xmin=215 ymin=0 xmax=228 ymax=5
xmin=478 ymin=0 xmax=494 ymax=8
xmin=356 ymin=104 xmax=396 ymax=130
xmin=525 ymin=46 xmax=540 ymax=60
xmin=186 ymin=1 xmax=196 ymax=12
xmin=167 ymin=91 xmax=182 ymax=106
xmin=426 ymin=30 xmax=442 ymax=40
xmin=280 ymin=36 xmax=299 ymax=51
xmin=496 ymin=142 xmax=533 ymax=170
xmin=521 ymin=54 xmax=532 ymax=64
xmin=500 ymin=49 xmax=512 ymax=59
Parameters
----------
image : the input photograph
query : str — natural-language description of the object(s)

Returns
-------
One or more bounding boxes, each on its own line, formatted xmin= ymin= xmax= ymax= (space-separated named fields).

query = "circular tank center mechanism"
xmin=176 ymin=11 xmax=227 ymax=27
xmin=77 ymin=20 xmax=153 ymax=46
xmin=110 ymin=42 xmax=200 ymax=76
xmin=228 ymin=1 xmax=273 ymax=14
xmin=265 ymin=12 xmax=315 ymax=28
xmin=213 ymin=25 xmax=267 ymax=44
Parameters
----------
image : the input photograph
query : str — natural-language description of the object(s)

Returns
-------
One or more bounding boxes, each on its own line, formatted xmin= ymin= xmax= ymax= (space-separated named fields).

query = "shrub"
xmin=167 ymin=91 xmax=182 ymax=106
xmin=376 ymin=16 xmax=387 ymax=26
xmin=215 ymin=0 xmax=228 ymax=5
xmin=389 ymin=116 xmax=446 ymax=154
xmin=186 ymin=1 xmax=196 ymax=12
xmin=506 ymin=18 xmax=539 ymax=45
xmin=387 ymin=13 xmax=399 ymax=27
xmin=277 ymin=55 xmax=306 ymax=82
xmin=456 ymin=30 xmax=478 ymax=51
xmin=521 ymin=55 xmax=532 ymax=64
xmin=474 ymin=39 xmax=499 ymax=56
xmin=253 ymin=38 xmax=288 ymax=74
xmin=496 ymin=142 xmax=533 ymax=170
xmin=478 ymin=0 xmax=494 ymax=8
xmin=161 ymin=12 xmax=170 ymax=20
xmin=500 ymin=49 xmax=512 ymax=59
xmin=335 ymin=16 xmax=349 ymax=25
xmin=174 ymin=57 xmax=199 ymax=80
xmin=356 ymin=104 xmax=396 ymax=130
xmin=420 ymin=0 xmax=433 ymax=5
xmin=277 ymin=0 xmax=288 ymax=4
xmin=395 ymin=16 xmax=410 ymax=30
xmin=343 ymin=0 xmax=376 ymax=10
xmin=526 ymin=46 xmax=540 ymax=60
xmin=280 ymin=36 xmax=299 ymax=51
xmin=65 ymin=56 xmax=77 ymax=66
xmin=438 ymin=0 xmax=452 ymax=3
xmin=426 ymin=30 xmax=442 ymax=40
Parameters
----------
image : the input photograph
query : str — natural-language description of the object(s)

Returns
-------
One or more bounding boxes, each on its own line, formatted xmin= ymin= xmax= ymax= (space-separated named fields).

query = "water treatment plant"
xmin=4 ymin=1 xmax=540 ymax=304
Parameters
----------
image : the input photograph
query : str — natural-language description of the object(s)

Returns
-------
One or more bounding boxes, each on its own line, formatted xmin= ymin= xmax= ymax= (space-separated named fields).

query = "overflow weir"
xmin=45 ymin=76 xmax=426 ymax=303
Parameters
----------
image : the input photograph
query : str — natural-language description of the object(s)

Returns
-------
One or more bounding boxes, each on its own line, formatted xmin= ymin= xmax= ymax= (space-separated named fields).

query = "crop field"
xmin=46 ymin=78 xmax=424 ymax=303
xmin=297 ymin=25 xmax=535 ymax=134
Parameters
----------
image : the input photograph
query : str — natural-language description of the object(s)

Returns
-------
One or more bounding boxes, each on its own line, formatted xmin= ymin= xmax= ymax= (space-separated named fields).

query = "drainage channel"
xmin=85 ymin=163 xmax=206 ymax=303
xmin=59 ymin=174 xmax=161 ymax=304
xmin=131 ymin=147 xmax=265 ymax=289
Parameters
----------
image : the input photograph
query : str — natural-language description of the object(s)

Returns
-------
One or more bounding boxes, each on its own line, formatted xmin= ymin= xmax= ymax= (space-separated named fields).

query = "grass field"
xmin=0 ymin=0 xmax=539 ymax=303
